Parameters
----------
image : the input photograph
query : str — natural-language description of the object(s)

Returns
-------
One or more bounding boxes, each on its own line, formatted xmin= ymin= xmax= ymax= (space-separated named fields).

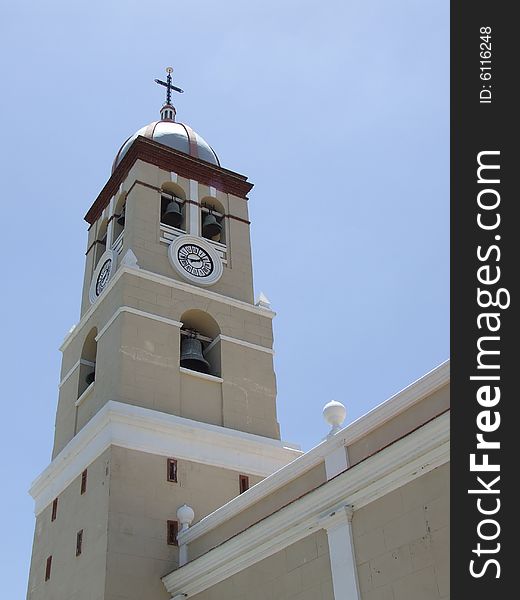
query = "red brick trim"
xmin=84 ymin=137 xmax=253 ymax=225
xmin=124 ymin=180 xmax=252 ymax=225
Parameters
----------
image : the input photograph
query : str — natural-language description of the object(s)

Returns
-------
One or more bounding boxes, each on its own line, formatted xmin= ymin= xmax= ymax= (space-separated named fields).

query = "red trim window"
xmin=45 ymin=556 xmax=52 ymax=581
xmin=80 ymin=469 xmax=87 ymax=494
xmin=239 ymin=474 xmax=249 ymax=494
xmin=167 ymin=520 xmax=178 ymax=546
xmin=51 ymin=498 xmax=58 ymax=522
xmin=76 ymin=529 xmax=84 ymax=556
xmin=167 ymin=458 xmax=178 ymax=483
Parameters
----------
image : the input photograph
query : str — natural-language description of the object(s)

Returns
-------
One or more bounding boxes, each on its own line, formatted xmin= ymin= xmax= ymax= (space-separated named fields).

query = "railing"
xmin=159 ymin=223 xmax=227 ymax=264
xmin=111 ymin=231 xmax=124 ymax=255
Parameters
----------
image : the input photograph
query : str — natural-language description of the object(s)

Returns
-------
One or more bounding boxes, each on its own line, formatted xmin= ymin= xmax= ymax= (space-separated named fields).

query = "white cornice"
xmin=163 ymin=412 xmax=450 ymax=598
xmin=61 ymin=266 xmax=274 ymax=352
xmin=180 ymin=360 xmax=450 ymax=545
xmin=74 ymin=382 xmax=94 ymax=407
xmin=58 ymin=359 xmax=95 ymax=389
xmin=29 ymin=401 xmax=301 ymax=516
xmin=179 ymin=367 xmax=223 ymax=383
xmin=206 ymin=334 xmax=274 ymax=355
xmin=95 ymin=306 xmax=183 ymax=341
xmin=92 ymin=305 xmax=272 ymax=357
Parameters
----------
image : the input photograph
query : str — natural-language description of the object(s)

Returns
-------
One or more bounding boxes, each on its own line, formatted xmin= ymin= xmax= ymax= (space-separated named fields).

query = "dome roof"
xmin=112 ymin=119 xmax=220 ymax=172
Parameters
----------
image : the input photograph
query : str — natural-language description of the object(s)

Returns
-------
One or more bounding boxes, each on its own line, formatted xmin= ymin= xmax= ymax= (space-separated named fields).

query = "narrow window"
xmin=76 ymin=529 xmax=83 ymax=556
xmin=167 ymin=520 xmax=178 ymax=546
xmin=51 ymin=498 xmax=58 ymax=522
xmin=45 ymin=556 xmax=52 ymax=581
xmin=167 ymin=458 xmax=178 ymax=483
xmin=80 ymin=469 xmax=87 ymax=494
xmin=239 ymin=474 xmax=249 ymax=494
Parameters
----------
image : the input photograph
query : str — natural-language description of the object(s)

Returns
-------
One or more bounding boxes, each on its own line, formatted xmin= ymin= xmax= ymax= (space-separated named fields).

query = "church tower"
xmin=27 ymin=69 xmax=300 ymax=600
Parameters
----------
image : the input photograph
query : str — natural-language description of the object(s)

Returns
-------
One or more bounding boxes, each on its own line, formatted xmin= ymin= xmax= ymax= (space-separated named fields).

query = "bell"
xmin=180 ymin=337 xmax=210 ymax=373
xmin=116 ymin=209 xmax=125 ymax=226
xmin=85 ymin=371 xmax=95 ymax=385
xmin=202 ymin=213 xmax=222 ymax=239
xmin=162 ymin=200 xmax=183 ymax=228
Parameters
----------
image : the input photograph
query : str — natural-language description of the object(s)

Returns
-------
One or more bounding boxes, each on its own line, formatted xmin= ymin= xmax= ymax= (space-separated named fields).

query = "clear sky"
xmin=0 ymin=1 xmax=448 ymax=595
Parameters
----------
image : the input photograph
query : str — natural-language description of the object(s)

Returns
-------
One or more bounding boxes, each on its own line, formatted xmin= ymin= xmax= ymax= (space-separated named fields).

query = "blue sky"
xmin=0 ymin=1 xmax=448 ymax=595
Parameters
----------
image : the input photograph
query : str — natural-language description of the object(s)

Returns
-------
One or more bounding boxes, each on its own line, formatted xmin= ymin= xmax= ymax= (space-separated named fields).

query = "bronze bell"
xmin=202 ymin=212 xmax=222 ymax=239
xmin=180 ymin=337 xmax=210 ymax=373
xmin=85 ymin=371 xmax=95 ymax=385
xmin=162 ymin=200 xmax=183 ymax=228
xmin=116 ymin=209 xmax=125 ymax=226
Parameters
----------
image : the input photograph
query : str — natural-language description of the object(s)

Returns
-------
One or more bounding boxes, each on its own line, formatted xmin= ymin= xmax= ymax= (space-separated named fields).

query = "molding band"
xmin=59 ymin=359 xmax=95 ymax=389
xmin=29 ymin=401 xmax=301 ymax=516
xmin=125 ymin=179 xmax=251 ymax=224
xmin=204 ymin=334 xmax=273 ymax=356
xmin=179 ymin=367 xmax=223 ymax=384
xmin=61 ymin=266 xmax=275 ymax=353
xmin=95 ymin=306 xmax=183 ymax=342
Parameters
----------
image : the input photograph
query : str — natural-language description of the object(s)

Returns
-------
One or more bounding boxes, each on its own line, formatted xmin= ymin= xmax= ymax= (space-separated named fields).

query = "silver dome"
xmin=113 ymin=120 xmax=220 ymax=171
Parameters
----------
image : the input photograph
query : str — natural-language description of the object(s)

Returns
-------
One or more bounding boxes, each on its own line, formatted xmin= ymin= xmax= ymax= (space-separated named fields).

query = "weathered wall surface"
xmin=352 ymin=463 xmax=449 ymax=600
xmin=191 ymin=530 xmax=334 ymax=600
xmin=27 ymin=449 xmax=111 ymax=600
xmin=104 ymin=446 xmax=262 ymax=600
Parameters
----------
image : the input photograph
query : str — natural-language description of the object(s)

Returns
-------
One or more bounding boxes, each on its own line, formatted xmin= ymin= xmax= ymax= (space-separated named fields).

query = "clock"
xmin=89 ymin=249 xmax=116 ymax=303
xmin=96 ymin=258 xmax=112 ymax=295
xmin=168 ymin=235 xmax=223 ymax=286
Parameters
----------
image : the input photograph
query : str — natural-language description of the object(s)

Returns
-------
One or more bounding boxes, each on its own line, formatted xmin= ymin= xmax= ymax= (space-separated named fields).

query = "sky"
xmin=0 ymin=1 xmax=448 ymax=595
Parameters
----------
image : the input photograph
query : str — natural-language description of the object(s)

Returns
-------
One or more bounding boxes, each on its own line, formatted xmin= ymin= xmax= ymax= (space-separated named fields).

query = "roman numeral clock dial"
xmin=169 ymin=235 xmax=223 ymax=286
xmin=178 ymin=244 xmax=213 ymax=277
xmin=89 ymin=250 xmax=116 ymax=304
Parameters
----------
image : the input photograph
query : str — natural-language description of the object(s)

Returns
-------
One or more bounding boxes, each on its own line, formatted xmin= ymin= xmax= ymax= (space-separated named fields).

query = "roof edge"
xmin=84 ymin=137 xmax=253 ymax=225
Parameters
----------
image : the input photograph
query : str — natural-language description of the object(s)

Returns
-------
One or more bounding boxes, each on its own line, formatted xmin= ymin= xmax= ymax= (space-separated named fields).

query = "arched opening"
xmin=112 ymin=193 xmax=126 ymax=244
xmin=94 ymin=220 xmax=108 ymax=267
xmin=161 ymin=182 xmax=186 ymax=231
xmin=200 ymin=197 xmax=225 ymax=244
xmin=179 ymin=310 xmax=221 ymax=376
xmin=77 ymin=328 xmax=97 ymax=398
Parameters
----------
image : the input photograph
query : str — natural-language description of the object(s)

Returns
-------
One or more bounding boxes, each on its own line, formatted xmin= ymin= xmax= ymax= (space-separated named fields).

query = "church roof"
xmin=112 ymin=119 xmax=220 ymax=172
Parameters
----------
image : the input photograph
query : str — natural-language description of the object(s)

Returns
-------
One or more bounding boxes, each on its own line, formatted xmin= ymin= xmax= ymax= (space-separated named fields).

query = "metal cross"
xmin=155 ymin=67 xmax=184 ymax=105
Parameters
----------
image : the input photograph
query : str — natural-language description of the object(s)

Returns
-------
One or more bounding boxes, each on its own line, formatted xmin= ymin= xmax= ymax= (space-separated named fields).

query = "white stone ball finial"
xmin=177 ymin=504 xmax=195 ymax=531
xmin=323 ymin=400 xmax=346 ymax=436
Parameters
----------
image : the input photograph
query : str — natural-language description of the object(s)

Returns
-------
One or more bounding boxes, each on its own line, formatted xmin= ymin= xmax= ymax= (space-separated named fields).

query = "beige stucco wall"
xmin=189 ymin=462 xmax=327 ymax=561
xmin=54 ymin=269 xmax=280 ymax=457
xmin=27 ymin=449 xmax=111 ymax=600
xmin=347 ymin=384 xmax=450 ymax=467
xmin=28 ymin=445 xmax=263 ymax=600
xmin=104 ymin=446 xmax=262 ymax=600
xmin=191 ymin=530 xmax=334 ymax=600
xmin=352 ymin=463 xmax=449 ymax=600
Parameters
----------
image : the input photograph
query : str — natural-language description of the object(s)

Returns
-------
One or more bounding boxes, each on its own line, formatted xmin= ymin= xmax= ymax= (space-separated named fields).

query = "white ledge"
xmin=29 ymin=401 xmax=301 ymax=516
xmin=180 ymin=367 xmax=223 ymax=383
xmin=61 ymin=266 xmax=275 ymax=352
xmin=96 ymin=306 xmax=183 ymax=342
xmin=179 ymin=359 xmax=450 ymax=546
xmin=74 ymin=382 xmax=94 ymax=407
xmin=205 ymin=334 xmax=274 ymax=356
xmin=58 ymin=359 xmax=95 ymax=389
xmin=163 ymin=412 xmax=450 ymax=598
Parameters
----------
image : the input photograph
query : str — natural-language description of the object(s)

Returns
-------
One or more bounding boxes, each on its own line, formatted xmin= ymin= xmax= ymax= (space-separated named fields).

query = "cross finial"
xmin=155 ymin=67 xmax=184 ymax=106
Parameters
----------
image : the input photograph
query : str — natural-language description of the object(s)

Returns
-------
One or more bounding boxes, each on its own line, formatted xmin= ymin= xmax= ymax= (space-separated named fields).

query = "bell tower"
xmin=27 ymin=69 xmax=300 ymax=600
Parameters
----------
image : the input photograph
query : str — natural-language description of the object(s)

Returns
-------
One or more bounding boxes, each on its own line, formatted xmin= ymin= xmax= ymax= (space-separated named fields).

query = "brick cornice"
xmin=84 ymin=137 xmax=254 ymax=225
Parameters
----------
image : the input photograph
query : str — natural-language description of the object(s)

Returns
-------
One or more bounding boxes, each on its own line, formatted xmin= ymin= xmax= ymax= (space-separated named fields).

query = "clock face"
xmin=89 ymin=249 xmax=116 ymax=304
xmin=168 ymin=235 xmax=223 ymax=286
xmin=177 ymin=244 xmax=214 ymax=278
xmin=96 ymin=258 xmax=112 ymax=295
